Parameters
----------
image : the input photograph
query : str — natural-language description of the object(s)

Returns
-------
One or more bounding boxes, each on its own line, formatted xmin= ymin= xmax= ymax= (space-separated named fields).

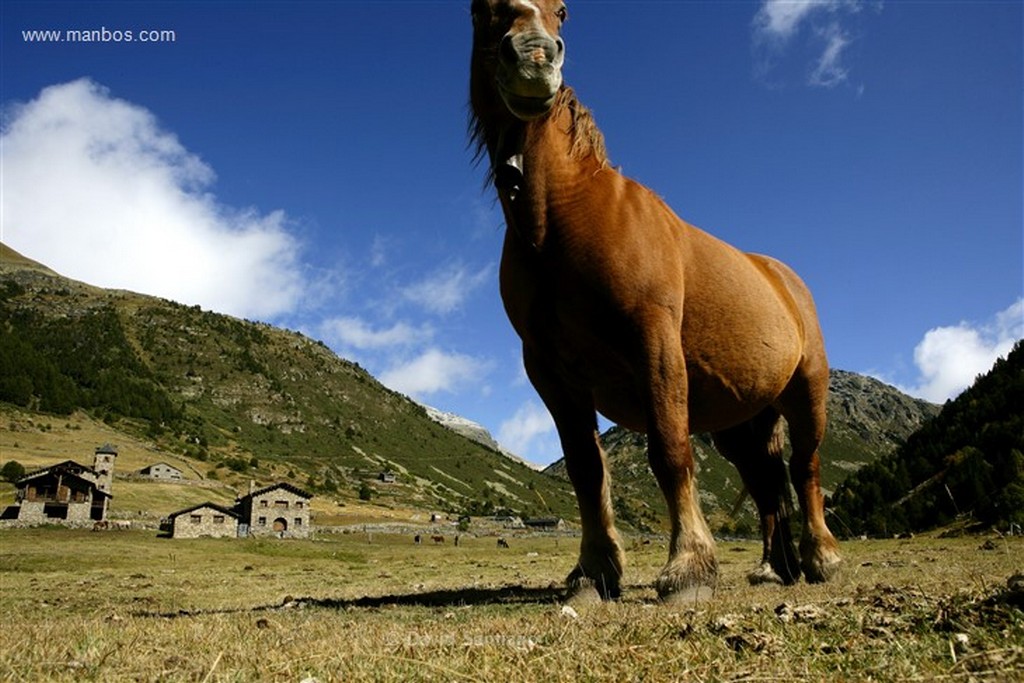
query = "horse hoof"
xmin=659 ymin=584 xmax=714 ymax=605
xmin=565 ymin=574 xmax=620 ymax=602
xmin=804 ymin=555 xmax=842 ymax=583
xmin=565 ymin=582 xmax=604 ymax=606
xmin=566 ymin=561 xmax=622 ymax=601
xmin=747 ymin=562 xmax=785 ymax=586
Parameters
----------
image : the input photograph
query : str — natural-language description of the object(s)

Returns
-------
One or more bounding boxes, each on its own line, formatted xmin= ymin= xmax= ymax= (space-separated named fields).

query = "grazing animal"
xmin=497 ymin=537 xmax=510 ymax=549
xmin=431 ymin=535 xmax=445 ymax=544
xmin=414 ymin=534 xmax=422 ymax=544
xmin=468 ymin=0 xmax=841 ymax=603
xmin=91 ymin=520 xmax=109 ymax=531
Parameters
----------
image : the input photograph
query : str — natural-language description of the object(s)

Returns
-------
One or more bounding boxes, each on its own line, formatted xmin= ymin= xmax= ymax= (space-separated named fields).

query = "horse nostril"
xmin=499 ymin=34 xmax=518 ymax=65
xmin=552 ymin=37 xmax=565 ymax=64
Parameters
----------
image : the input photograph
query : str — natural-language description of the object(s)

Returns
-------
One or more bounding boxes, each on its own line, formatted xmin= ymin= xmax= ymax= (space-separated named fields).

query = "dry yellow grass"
xmin=0 ymin=527 xmax=1021 ymax=682
xmin=0 ymin=408 xmax=167 ymax=474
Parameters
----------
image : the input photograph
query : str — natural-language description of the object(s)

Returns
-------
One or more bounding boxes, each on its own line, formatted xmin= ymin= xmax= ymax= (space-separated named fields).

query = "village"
xmin=0 ymin=444 xmax=567 ymax=541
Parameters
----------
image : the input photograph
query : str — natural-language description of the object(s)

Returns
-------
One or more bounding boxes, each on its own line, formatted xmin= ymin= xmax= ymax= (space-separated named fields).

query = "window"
xmin=213 ymin=515 xmax=225 ymax=524
xmin=294 ymin=518 xmax=303 ymax=526
xmin=257 ymin=516 xmax=267 ymax=526
xmin=260 ymin=500 xmax=268 ymax=508
xmin=295 ymin=501 xmax=304 ymax=509
xmin=190 ymin=515 xmax=202 ymax=524
xmin=274 ymin=500 xmax=288 ymax=509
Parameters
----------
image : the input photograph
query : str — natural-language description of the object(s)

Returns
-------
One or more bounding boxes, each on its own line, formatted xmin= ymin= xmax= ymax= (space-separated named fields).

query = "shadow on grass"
xmin=300 ymin=584 xmax=568 ymax=609
xmin=137 ymin=584 xmax=571 ymax=619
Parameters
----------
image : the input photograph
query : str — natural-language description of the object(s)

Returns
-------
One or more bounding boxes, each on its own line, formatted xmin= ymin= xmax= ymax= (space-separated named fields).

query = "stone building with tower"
xmin=2 ymin=444 xmax=117 ymax=524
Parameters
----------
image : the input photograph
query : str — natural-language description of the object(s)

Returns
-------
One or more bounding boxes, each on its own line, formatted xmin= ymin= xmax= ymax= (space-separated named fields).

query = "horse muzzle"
xmin=496 ymin=30 xmax=565 ymax=120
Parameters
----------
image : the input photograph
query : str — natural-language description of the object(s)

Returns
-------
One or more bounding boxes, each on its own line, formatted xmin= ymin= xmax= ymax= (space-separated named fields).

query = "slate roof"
xmin=16 ymin=461 xmax=111 ymax=499
xmin=139 ymin=462 xmax=183 ymax=473
xmin=242 ymin=482 xmax=313 ymax=501
xmin=165 ymin=502 xmax=240 ymax=520
xmin=18 ymin=460 xmax=96 ymax=482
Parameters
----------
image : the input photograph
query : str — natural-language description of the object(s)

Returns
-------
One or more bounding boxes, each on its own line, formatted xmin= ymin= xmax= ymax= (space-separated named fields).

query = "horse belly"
xmin=682 ymin=300 xmax=803 ymax=432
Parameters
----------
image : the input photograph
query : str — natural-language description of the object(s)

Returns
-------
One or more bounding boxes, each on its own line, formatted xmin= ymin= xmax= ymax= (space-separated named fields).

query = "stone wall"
xmin=13 ymin=500 xmax=93 ymax=524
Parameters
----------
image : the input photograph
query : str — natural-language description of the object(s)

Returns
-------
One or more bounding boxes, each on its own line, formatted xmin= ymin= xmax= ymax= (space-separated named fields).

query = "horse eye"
xmin=556 ymin=6 xmax=568 ymax=22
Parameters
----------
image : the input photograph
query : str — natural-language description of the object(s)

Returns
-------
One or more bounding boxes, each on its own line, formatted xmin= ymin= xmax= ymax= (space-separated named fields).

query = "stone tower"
xmin=93 ymin=443 xmax=117 ymax=495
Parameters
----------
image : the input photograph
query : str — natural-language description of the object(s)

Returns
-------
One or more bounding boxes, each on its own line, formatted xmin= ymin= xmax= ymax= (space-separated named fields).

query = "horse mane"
xmin=556 ymin=88 xmax=610 ymax=167
xmin=469 ymin=86 xmax=610 ymax=180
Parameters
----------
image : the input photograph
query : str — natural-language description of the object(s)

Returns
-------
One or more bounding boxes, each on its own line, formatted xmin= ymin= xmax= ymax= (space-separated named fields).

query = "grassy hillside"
xmin=1 ymin=242 xmax=954 ymax=536
xmin=0 ymin=243 xmax=578 ymax=522
xmin=831 ymin=341 xmax=1024 ymax=536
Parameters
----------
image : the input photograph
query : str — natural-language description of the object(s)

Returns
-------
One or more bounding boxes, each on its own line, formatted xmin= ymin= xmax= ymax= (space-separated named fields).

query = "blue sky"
xmin=3 ymin=1 xmax=1021 ymax=466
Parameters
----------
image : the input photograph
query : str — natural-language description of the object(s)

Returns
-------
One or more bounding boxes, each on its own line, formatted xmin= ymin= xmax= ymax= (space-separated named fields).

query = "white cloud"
xmin=752 ymin=0 xmax=873 ymax=88
xmin=380 ymin=347 xmax=490 ymax=398
xmin=809 ymin=23 xmax=851 ymax=87
xmin=403 ymin=262 xmax=492 ymax=315
xmin=1 ymin=78 xmax=306 ymax=319
xmin=754 ymin=0 xmax=829 ymax=42
xmin=318 ymin=316 xmax=432 ymax=350
xmin=369 ymin=235 xmax=388 ymax=268
xmin=899 ymin=299 xmax=1023 ymax=403
xmin=497 ymin=400 xmax=557 ymax=459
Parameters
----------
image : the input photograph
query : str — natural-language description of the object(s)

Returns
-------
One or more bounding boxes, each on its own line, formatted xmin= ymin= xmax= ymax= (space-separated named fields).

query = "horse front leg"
xmin=780 ymin=366 xmax=842 ymax=583
xmin=524 ymin=350 xmax=625 ymax=601
xmin=790 ymin=434 xmax=841 ymax=583
xmin=643 ymin=340 xmax=718 ymax=603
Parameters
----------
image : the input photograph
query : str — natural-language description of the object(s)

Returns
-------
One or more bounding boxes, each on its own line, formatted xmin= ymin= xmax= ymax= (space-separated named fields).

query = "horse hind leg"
xmin=713 ymin=408 xmax=801 ymax=586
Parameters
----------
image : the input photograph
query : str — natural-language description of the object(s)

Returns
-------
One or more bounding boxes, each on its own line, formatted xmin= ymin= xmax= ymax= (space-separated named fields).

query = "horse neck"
xmin=498 ymin=105 xmax=598 ymax=250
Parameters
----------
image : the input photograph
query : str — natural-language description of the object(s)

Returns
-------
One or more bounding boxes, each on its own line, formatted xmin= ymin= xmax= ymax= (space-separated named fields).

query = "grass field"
xmin=0 ymin=528 xmax=1021 ymax=682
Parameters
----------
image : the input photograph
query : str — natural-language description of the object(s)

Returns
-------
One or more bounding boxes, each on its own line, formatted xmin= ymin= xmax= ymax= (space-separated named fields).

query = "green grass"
xmin=0 ymin=529 xmax=1021 ymax=681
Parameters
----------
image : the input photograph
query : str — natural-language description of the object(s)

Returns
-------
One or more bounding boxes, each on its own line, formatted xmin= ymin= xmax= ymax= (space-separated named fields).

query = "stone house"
xmin=236 ymin=482 xmax=313 ymax=539
xmin=1 ymin=445 xmax=117 ymax=524
xmin=138 ymin=462 xmax=184 ymax=480
xmin=163 ymin=502 xmax=241 ymax=539
xmin=161 ymin=482 xmax=313 ymax=539
xmin=523 ymin=516 xmax=566 ymax=531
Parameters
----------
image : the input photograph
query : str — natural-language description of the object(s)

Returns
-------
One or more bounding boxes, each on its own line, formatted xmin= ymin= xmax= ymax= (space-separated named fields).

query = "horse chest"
xmin=501 ymin=246 xmax=639 ymax=392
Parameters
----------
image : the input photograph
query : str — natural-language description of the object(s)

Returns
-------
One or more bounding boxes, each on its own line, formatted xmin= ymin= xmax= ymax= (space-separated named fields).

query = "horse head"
xmin=471 ymin=0 xmax=567 ymax=121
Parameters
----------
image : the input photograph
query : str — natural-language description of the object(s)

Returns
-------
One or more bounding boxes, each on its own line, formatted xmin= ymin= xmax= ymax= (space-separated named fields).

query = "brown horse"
xmin=469 ymin=0 xmax=841 ymax=603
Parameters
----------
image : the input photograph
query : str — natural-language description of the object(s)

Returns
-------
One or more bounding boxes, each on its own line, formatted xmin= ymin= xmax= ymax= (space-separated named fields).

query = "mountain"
xmin=829 ymin=341 xmax=1023 ymax=536
xmin=0 ymin=242 xmax=955 ymax=535
xmin=420 ymin=403 xmax=542 ymax=471
xmin=544 ymin=370 xmax=940 ymax=534
xmin=0 ymin=243 xmax=578 ymax=520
